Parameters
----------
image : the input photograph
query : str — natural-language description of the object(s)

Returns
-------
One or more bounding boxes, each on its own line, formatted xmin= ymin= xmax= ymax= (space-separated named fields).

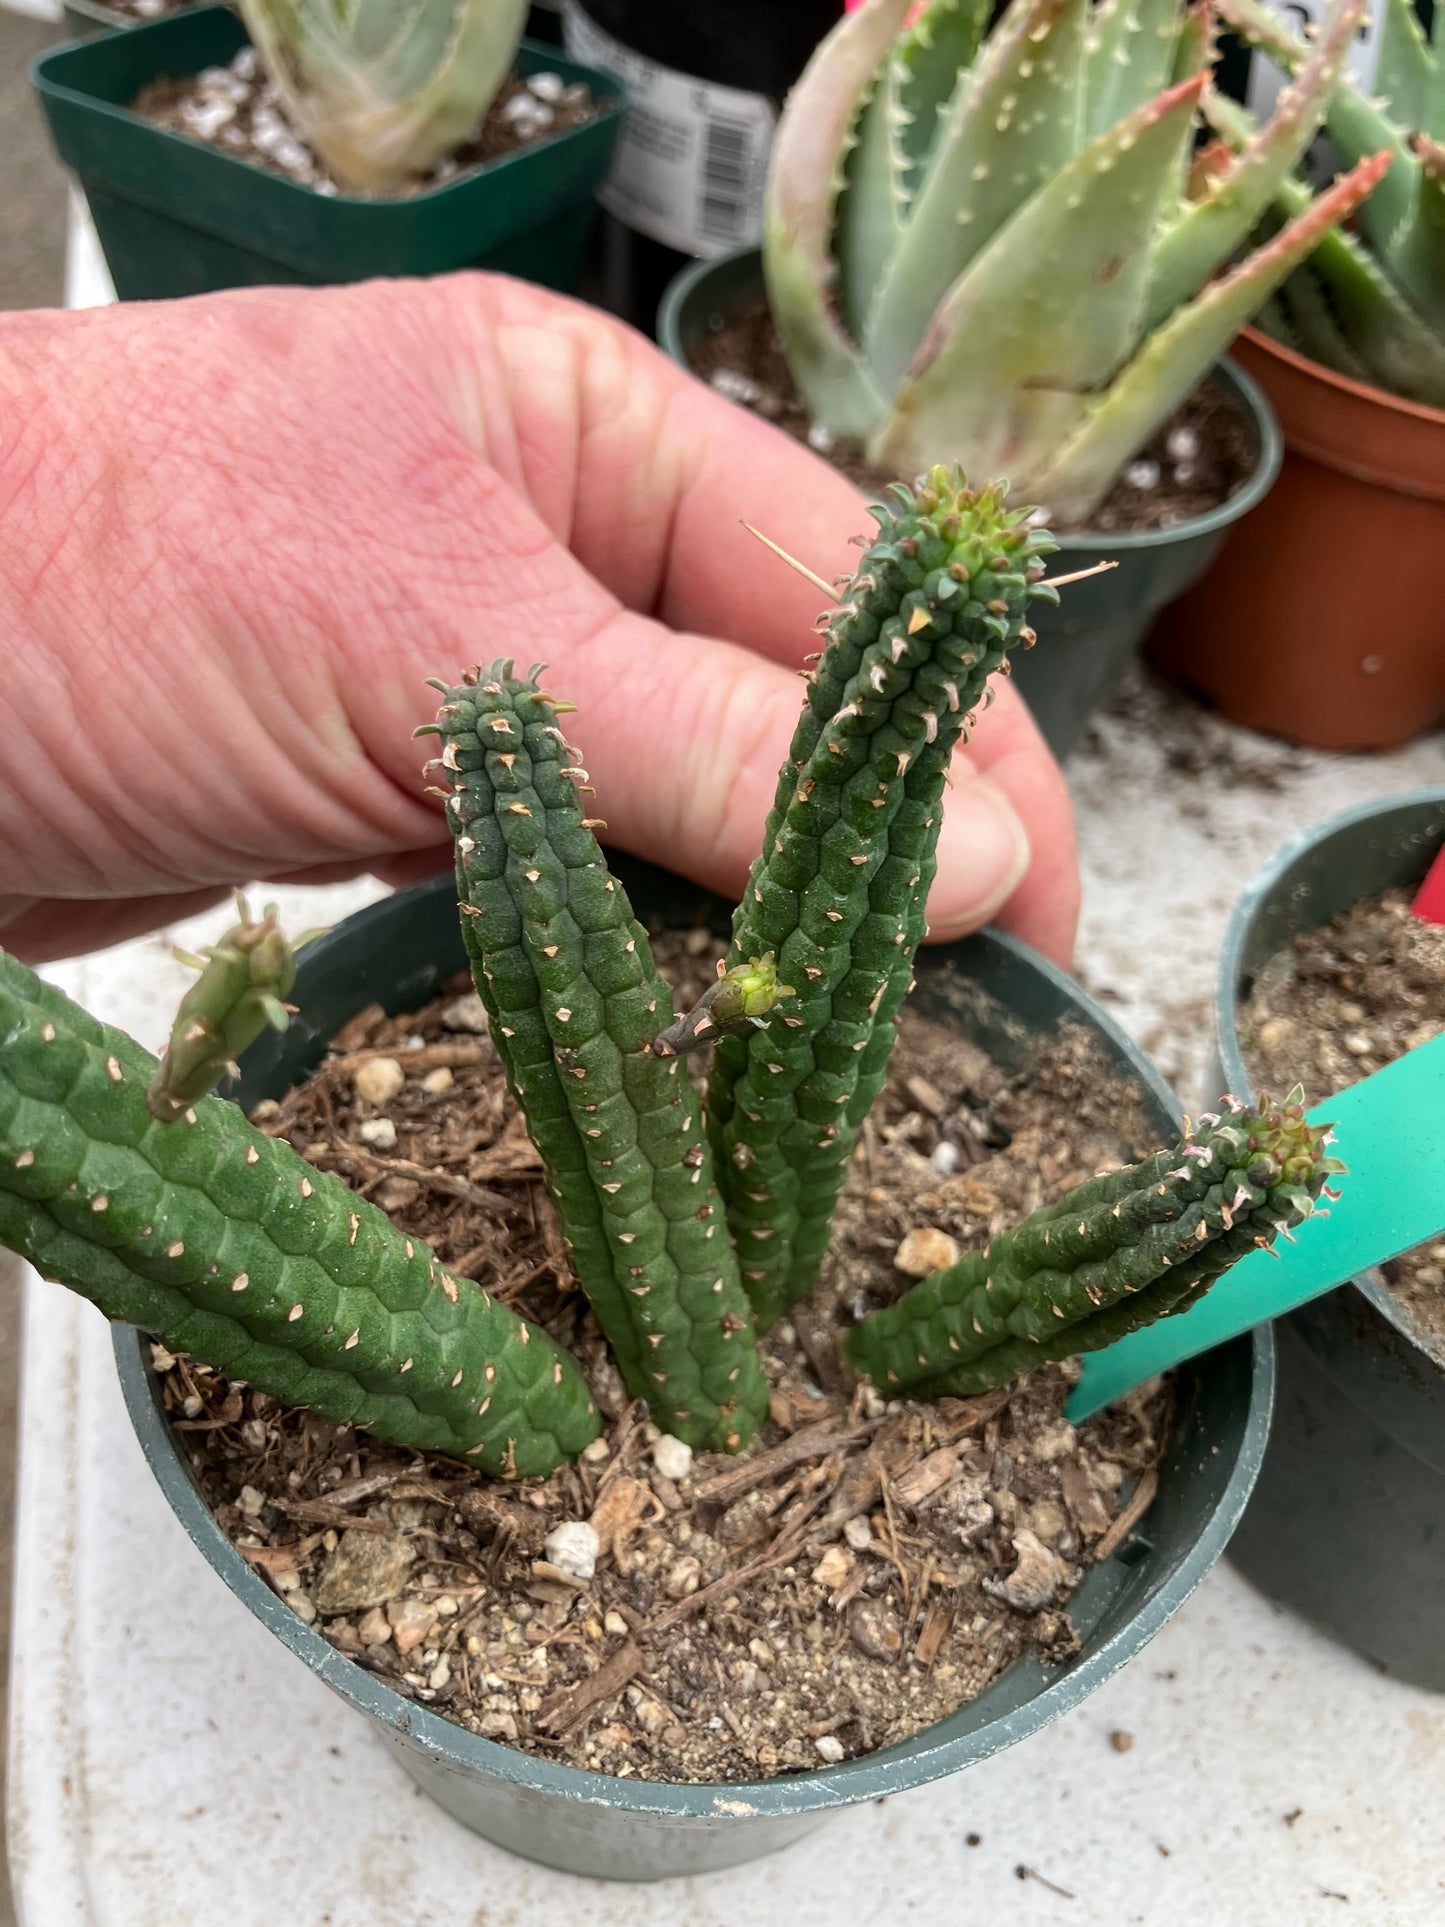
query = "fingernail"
xmin=928 ymin=776 xmax=1030 ymax=937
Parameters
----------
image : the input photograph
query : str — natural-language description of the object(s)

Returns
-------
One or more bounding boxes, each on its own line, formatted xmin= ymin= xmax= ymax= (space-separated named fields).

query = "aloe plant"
xmin=1209 ymin=0 xmax=1445 ymax=407
xmin=0 ymin=470 xmax=1341 ymax=1475
xmin=763 ymin=0 xmax=1390 ymax=521
xmin=239 ymin=0 xmax=526 ymax=191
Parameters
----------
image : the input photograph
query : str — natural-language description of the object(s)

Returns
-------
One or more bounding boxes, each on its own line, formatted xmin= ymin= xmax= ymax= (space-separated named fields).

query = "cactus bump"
xmin=0 ymin=469 xmax=1340 ymax=1477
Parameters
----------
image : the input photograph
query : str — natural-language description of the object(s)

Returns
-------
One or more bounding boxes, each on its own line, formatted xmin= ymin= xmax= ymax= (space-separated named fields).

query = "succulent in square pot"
xmin=658 ymin=0 xmax=1400 ymax=758
xmin=30 ymin=1 xmax=624 ymax=301
xmin=1216 ymin=789 xmax=1445 ymax=1690
xmin=0 ymin=474 xmax=1319 ymax=1876
xmin=1149 ymin=0 xmax=1445 ymax=750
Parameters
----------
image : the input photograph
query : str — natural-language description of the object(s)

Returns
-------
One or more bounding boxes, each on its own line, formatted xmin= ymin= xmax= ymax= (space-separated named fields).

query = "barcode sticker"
xmin=562 ymin=2 xmax=777 ymax=257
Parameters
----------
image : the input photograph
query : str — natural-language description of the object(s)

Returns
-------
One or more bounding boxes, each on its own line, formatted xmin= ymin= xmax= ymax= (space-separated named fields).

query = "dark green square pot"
xmin=31 ymin=7 xmax=624 ymax=300
xmin=657 ymin=248 xmax=1283 ymax=763
xmin=1215 ymin=790 xmax=1445 ymax=1690
xmin=112 ymin=862 xmax=1272 ymax=1880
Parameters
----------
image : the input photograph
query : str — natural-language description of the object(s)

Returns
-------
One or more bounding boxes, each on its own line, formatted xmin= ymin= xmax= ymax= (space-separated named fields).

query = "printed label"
xmin=562 ymin=2 xmax=778 ymax=256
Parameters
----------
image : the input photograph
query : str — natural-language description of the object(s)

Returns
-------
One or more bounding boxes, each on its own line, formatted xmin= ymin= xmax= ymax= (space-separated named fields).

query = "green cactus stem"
xmin=147 ymin=895 xmax=318 ymax=1123
xmin=0 ymin=950 xmax=599 ymax=1477
xmin=433 ymin=664 xmax=770 ymax=1453
xmin=654 ymin=954 xmax=797 ymax=1057
xmin=704 ymin=468 xmax=1058 ymax=1331
xmin=846 ymin=1095 xmax=1343 ymax=1399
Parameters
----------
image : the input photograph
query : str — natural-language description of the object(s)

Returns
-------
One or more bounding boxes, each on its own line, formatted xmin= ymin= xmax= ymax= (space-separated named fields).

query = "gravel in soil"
xmin=162 ymin=931 xmax=1172 ymax=1785
xmin=133 ymin=48 xmax=602 ymax=194
xmin=686 ymin=299 xmax=1256 ymax=534
xmin=1242 ymin=887 xmax=1445 ymax=1353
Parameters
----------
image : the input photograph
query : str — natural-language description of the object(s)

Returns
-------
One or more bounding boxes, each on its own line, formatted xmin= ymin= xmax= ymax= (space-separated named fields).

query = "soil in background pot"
xmin=688 ymin=299 xmax=1256 ymax=535
xmin=133 ymin=48 xmax=604 ymax=195
xmin=159 ymin=930 xmax=1171 ymax=1787
xmin=1241 ymin=887 xmax=1445 ymax=1352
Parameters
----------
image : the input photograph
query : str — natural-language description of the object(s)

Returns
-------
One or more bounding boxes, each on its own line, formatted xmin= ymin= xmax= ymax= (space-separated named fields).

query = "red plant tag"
xmin=1410 ymin=841 xmax=1445 ymax=925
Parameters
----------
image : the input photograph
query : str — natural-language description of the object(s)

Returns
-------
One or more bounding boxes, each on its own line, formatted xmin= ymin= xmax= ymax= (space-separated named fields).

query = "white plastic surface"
xmin=8 ymin=202 xmax=1445 ymax=1926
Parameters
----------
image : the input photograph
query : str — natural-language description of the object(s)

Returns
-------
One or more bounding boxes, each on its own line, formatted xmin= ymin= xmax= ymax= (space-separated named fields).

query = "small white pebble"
xmin=289 ymin=1592 xmax=318 ymax=1625
xmin=1172 ymin=463 xmax=1196 ymax=486
xmin=652 ymin=1434 xmax=694 ymax=1482
xmin=603 ymin=1609 xmax=629 ymax=1636
xmin=1343 ymin=1031 xmax=1373 ymax=1056
xmin=270 ymin=136 xmax=313 ymax=176
xmin=930 ymin=1140 xmax=960 ymax=1177
xmin=180 ymin=98 xmax=237 ymax=140
xmin=543 ymin=1521 xmax=599 ymax=1582
xmin=358 ymin=1117 xmax=398 ymax=1150
xmin=807 ymin=421 xmax=836 ymax=454
xmin=441 ymin=993 xmax=488 ymax=1034
xmin=237 ymin=1484 xmax=266 ymax=1518
xmin=844 ymin=1515 xmax=873 ymax=1552
xmin=664 ymin=1556 xmax=702 ymax=1599
xmin=527 ymin=70 xmax=565 ymax=100
xmin=709 ymin=368 xmax=762 ymax=406
xmin=895 ymin=1226 xmax=960 ymax=1277
xmin=232 ymin=46 xmax=259 ymax=79
xmin=581 ymin=1437 xmax=611 ymax=1464
xmin=182 ymin=1394 xmax=203 ymax=1419
xmin=815 ymin=1735 xmax=846 ymax=1764
xmin=354 ymin=1057 xmax=405 ymax=1106
xmin=1125 ymin=458 xmax=1161 ymax=491
xmin=429 ymin=1653 xmax=452 ymax=1691
xmin=1166 ymin=424 xmax=1200 ymax=462
xmin=421 ymin=1066 xmax=454 ymax=1096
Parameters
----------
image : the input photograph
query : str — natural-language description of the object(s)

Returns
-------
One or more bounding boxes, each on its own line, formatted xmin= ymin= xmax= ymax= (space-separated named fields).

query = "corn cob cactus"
xmin=430 ymin=665 xmax=771 ymax=1454
xmin=764 ymin=0 xmax=1389 ymax=520
xmin=1210 ymin=0 xmax=1445 ymax=407
xmin=846 ymin=1095 xmax=1342 ymax=1397
xmin=704 ymin=467 xmax=1059 ymax=1330
xmin=0 ymin=950 xmax=599 ymax=1476
xmin=238 ymin=0 xmax=526 ymax=191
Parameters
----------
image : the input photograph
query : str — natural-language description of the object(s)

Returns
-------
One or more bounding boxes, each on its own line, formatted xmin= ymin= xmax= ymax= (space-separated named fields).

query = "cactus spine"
xmin=845 ymin=1097 xmax=1342 ymax=1397
xmin=433 ymin=666 xmax=770 ymax=1454
xmin=703 ymin=469 xmax=1057 ymax=1330
xmin=0 ymin=951 xmax=598 ymax=1476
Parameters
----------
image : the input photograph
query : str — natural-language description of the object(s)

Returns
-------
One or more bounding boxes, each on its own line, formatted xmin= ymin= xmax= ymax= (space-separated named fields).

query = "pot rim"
xmin=658 ymin=246 xmax=1284 ymax=553
xmin=1239 ymin=324 xmax=1445 ymax=433
xmin=1214 ymin=786 xmax=1445 ymax=1369
xmin=112 ymin=877 xmax=1273 ymax=1829
xmin=31 ymin=6 xmax=625 ymax=213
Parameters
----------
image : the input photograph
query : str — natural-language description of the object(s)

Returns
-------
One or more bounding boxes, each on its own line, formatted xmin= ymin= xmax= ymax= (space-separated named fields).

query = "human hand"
xmin=0 ymin=275 xmax=1077 ymax=965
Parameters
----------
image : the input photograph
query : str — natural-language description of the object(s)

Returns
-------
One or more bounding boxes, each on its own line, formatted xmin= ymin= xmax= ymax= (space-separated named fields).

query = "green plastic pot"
xmin=1216 ymin=790 xmax=1445 ymax=1690
xmin=657 ymin=249 xmax=1282 ymax=762
xmin=111 ymin=864 xmax=1271 ymax=1879
xmin=31 ymin=7 xmax=624 ymax=301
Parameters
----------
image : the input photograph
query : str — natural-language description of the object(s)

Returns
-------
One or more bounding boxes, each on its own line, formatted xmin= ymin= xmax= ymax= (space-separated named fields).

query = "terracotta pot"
xmin=1149 ymin=328 xmax=1445 ymax=751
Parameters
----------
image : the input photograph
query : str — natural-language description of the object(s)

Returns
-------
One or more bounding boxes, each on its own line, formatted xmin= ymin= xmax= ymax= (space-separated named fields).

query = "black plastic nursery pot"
xmin=31 ymin=8 xmax=624 ymax=301
xmin=113 ymin=864 xmax=1272 ymax=1880
xmin=657 ymin=249 xmax=1283 ymax=762
xmin=1217 ymin=790 xmax=1445 ymax=1692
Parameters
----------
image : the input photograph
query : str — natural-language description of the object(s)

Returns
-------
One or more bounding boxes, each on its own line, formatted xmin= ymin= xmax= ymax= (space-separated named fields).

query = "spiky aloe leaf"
xmin=0 ymin=951 xmax=599 ymax=1475
xmin=1375 ymin=0 xmax=1436 ymax=138
xmin=435 ymin=666 xmax=768 ymax=1454
xmin=1030 ymin=150 xmax=1391 ymax=520
xmin=1215 ymin=0 xmax=1416 ymax=257
xmin=705 ymin=470 xmax=1058 ymax=1330
xmin=887 ymin=0 xmax=995 ymax=194
xmin=1084 ymin=0 xmax=1192 ymax=141
xmin=871 ymin=76 xmax=1204 ymax=496
xmin=1144 ymin=0 xmax=1365 ymax=328
xmin=147 ymin=897 xmax=317 ymax=1123
xmin=763 ymin=0 xmax=906 ymax=441
xmin=845 ymin=1096 xmax=1343 ymax=1399
xmin=865 ymin=0 xmax=1095 ymax=393
xmin=1393 ymin=134 xmax=1445 ymax=322
xmin=238 ymin=0 xmax=526 ymax=192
